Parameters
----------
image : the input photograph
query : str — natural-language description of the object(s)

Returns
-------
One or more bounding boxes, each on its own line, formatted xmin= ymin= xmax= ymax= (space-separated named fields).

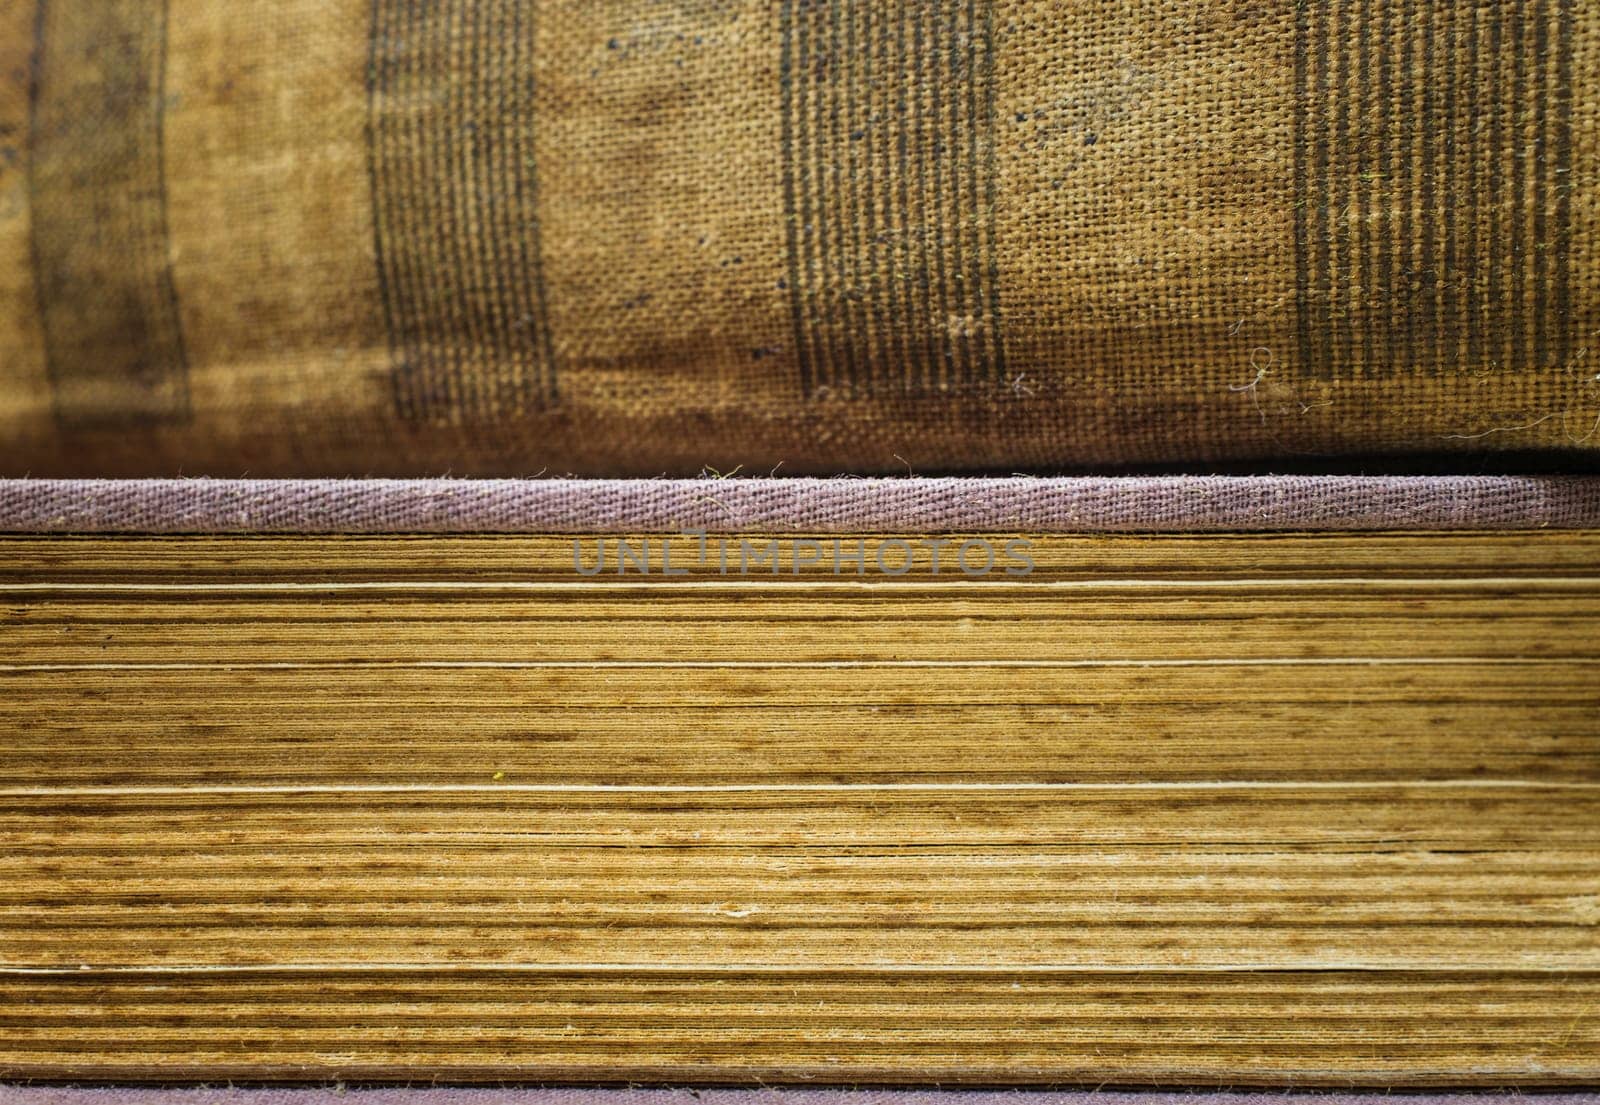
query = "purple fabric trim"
xmin=4 ymin=1093 xmax=1596 ymax=1105
xmin=1 ymin=477 xmax=1598 ymax=533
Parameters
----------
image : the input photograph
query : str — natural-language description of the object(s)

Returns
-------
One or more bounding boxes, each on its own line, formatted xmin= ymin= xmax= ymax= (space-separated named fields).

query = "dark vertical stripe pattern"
xmin=27 ymin=0 xmax=190 ymax=427
xmin=779 ymin=0 xmax=1004 ymax=397
xmin=1293 ymin=3 xmax=1577 ymax=379
xmin=368 ymin=0 xmax=556 ymax=423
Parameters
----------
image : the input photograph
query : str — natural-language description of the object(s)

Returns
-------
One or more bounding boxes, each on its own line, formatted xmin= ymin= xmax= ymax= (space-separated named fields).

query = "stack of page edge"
xmin=0 ymin=477 xmax=1596 ymax=1086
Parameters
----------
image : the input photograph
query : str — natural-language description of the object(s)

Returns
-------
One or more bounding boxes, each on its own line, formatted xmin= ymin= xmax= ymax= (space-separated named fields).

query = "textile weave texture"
xmin=2 ymin=476 xmax=1598 ymax=533
xmin=1 ymin=3 xmax=1598 ymax=476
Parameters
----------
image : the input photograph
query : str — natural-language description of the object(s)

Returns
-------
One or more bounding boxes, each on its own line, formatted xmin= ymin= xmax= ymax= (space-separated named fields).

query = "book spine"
xmin=0 ymin=2 xmax=1594 ymax=475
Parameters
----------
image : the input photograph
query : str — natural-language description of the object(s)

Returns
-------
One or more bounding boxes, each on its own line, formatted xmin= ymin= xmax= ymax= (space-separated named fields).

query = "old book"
xmin=2 ymin=3 xmax=1598 ymax=477
xmin=2 ymin=529 xmax=1597 ymax=1084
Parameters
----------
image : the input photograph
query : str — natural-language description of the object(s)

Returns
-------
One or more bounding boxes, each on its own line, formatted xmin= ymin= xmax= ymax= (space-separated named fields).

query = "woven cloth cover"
xmin=4 ymin=475 xmax=1600 ymax=533
xmin=1 ymin=2 xmax=1598 ymax=477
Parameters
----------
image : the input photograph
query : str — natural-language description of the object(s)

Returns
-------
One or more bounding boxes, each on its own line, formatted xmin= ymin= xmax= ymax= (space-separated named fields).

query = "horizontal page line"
xmin=3 ymin=577 xmax=1599 ymax=593
xmin=1 ymin=658 xmax=1592 ymax=673
xmin=1 ymin=962 xmax=1595 ymax=976
xmin=3 ymin=780 xmax=1596 ymax=798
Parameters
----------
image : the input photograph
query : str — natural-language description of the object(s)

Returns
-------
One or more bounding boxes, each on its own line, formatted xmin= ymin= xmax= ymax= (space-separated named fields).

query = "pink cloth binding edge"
xmin=1 ymin=476 xmax=1598 ymax=532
